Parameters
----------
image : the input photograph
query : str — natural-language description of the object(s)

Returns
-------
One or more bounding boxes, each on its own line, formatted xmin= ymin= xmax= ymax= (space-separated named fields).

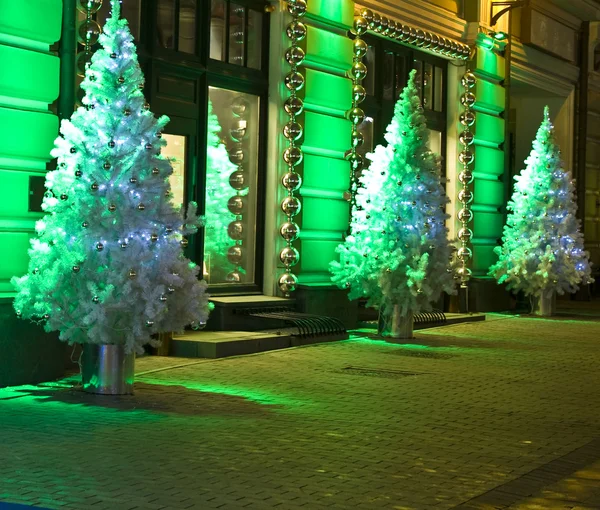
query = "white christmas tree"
xmin=490 ymin=106 xmax=593 ymax=298
xmin=203 ymin=100 xmax=238 ymax=281
xmin=11 ymin=1 xmax=211 ymax=353
xmin=331 ymin=69 xmax=455 ymax=320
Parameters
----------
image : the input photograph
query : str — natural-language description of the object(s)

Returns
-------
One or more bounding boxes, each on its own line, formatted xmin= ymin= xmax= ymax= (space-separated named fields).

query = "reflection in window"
xmin=163 ymin=134 xmax=187 ymax=209
xmin=157 ymin=0 xmax=175 ymax=49
xmin=204 ymin=87 xmax=259 ymax=285
xmin=179 ymin=0 xmax=197 ymax=53
xmin=210 ymin=1 xmax=264 ymax=69
xmin=423 ymin=62 xmax=433 ymax=109
xmin=427 ymin=128 xmax=445 ymax=179
xmin=97 ymin=0 xmax=141 ymax=39
xmin=229 ymin=3 xmax=245 ymax=65
xmin=413 ymin=60 xmax=423 ymax=101
xmin=394 ymin=55 xmax=405 ymax=99
xmin=428 ymin=129 xmax=442 ymax=157
xmin=210 ymin=0 xmax=227 ymax=60
xmin=383 ymin=52 xmax=394 ymax=101
xmin=434 ymin=66 xmax=443 ymax=112
xmin=247 ymin=9 xmax=263 ymax=69
xmin=363 ymin=45 xmax=376 ymax=96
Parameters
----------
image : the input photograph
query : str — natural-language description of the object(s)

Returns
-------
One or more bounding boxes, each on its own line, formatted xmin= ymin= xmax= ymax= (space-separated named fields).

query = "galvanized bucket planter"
xmin=81 ymin=344 xmax=135 ymax=395
xmin=533 ymin=290 xmax=556 ymax=317
xmin=378 ymin=305 xmax=414 ymax=340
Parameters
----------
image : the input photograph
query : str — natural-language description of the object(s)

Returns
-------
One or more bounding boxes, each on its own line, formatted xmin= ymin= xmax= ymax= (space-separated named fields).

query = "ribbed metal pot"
xmin=378 ymin=305 xmax=414 ymax=340
xmin=81 ymin=344 xmax=135 ymax=395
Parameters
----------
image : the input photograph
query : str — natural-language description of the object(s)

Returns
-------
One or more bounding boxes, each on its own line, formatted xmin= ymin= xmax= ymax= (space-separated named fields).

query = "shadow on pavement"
xmin=6 ymin=381 xmax=281 ymax=417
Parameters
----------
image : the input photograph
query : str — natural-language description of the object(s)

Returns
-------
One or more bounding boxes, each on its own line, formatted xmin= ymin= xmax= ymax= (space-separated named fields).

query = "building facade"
xmin=1 ymin=0 xmax=599 ymax=385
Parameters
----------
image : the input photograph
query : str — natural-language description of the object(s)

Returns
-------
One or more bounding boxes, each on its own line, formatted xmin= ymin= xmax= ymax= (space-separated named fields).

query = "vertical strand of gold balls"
xmin=278 ymin=0 xmax=306 ymax=296
xmin=456 ymin=70 xmax=477 ymax=288
xmin=344 ymin=13 xmax=369 ymax=213
xmin=225 ymin=96 xmax=250 ymax=283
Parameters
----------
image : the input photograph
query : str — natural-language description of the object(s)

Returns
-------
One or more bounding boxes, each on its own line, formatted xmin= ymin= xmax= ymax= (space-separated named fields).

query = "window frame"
xmin=104 ymin=0 xmax=270 ymax=294
xmin=361 ymin=34 xmax=449 ymax=177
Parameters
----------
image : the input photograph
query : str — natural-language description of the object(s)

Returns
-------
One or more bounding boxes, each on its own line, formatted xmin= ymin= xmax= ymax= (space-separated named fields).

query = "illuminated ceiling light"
xmin=492 ymin=31 xmax=508 ymax=41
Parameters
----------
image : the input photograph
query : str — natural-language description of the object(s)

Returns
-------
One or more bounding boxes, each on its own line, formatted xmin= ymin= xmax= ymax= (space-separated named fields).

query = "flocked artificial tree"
xmin=12 ymin=0 xmax=211 ymax=355
xmin=490 ymin=106 xmax=593 ymax=315
xmin=203 ymin=100 xmax=238 ymax=282
xmin=331 ymin=69 xmax=455 ymax=338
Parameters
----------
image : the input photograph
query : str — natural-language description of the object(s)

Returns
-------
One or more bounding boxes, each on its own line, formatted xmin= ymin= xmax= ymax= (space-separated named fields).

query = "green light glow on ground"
xmin=137 ymin=376 xmax=307 ymax=407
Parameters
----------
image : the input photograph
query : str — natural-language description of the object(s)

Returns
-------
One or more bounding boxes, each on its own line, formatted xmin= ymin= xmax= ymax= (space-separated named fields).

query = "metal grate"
xmin=413 ymin=309 xmax=447 ymax=326
xmin=238 ymin=308 xmax=347 ymax=339
xmin=337 ymin=366 xmax=422 ymax=378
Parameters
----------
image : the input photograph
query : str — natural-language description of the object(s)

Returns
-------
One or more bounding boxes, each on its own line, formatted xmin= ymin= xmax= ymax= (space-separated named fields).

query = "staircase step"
xmin=171 ymin=331 xmax=293 ymax=359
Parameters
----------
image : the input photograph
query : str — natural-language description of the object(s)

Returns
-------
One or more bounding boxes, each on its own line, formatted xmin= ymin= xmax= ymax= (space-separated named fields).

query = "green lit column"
xmin=295 ymin=0 xmax=354 ymax=285
xmin=0 ymin=0 xmax=62 ymax=297
xmin=469 ymin=34 xmax=508 ymax=278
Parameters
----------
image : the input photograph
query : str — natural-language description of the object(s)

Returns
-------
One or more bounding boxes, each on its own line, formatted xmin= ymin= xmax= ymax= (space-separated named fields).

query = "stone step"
xmin=170 ymin=329 xmax=348 ymax=359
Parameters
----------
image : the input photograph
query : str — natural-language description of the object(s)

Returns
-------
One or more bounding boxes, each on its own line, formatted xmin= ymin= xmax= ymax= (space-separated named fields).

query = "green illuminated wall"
xmin=0 ymin=0 xmax=62 ymax=297
xmin=296 ymin=1 xmax=354 ymax=285
xmin=470 ymin=41 xmax=508 ymax=276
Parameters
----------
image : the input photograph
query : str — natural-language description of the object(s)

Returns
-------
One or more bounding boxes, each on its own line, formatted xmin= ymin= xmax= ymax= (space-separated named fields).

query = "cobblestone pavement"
xmin=1 ymin=312 xmax=600 ymax=510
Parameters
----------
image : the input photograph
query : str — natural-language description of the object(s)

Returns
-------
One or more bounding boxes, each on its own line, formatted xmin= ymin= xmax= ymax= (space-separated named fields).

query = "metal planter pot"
xmin=533 ymin=290 xmax=556 ymax=317
xmin=81 ymin=344 xmax=135 ymax=395
xmin=378 ymin=305 xmax=414 ymax=340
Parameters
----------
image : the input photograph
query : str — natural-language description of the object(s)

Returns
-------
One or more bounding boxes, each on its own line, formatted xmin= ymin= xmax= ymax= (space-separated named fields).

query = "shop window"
xmin=105 ymin=0 xmax=271 ymax=292
xmin=360 ymin=36 xmax=448 ymax=177
xmin=414 ymin=59 xmax=444 ymax=112
xmin=210 ymin=0 xmax=263 ymax=69
xmin=363 ymin=45 xmax=376 ymax=96
xmin=96 ymin=1 xmax=141 ymax=40
xmin=203 ymin=87 xmax=260 ymax=285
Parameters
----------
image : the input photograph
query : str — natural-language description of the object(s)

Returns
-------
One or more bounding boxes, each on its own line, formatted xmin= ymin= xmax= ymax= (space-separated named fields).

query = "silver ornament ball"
xmin=280 ymin=221 xmax=300 ymax=241
xmin=279 ymin=246 xmax=300 ymax=267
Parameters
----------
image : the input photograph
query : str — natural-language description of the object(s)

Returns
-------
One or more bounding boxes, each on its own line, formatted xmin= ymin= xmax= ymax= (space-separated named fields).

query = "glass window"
xmin=209 ymin=1 xmax=264 ymax=69
xmin=363 ymin=45 xmax=376 ymax=96
xmin=394 ymin=54 xmax=405 ymax=99
xmin=210 ymin=0 xmax=227 ymax=60
xmin=434 ymin=66 xmax=443 ymax=112
xmin=229 ymin=3 xmax=245 ymax=65
xmin=423 ymin=62 xmax=433 ymax=110
xmin=383 ymin=51 xmax=394 ymax=101
xmin=359 ymin=37 xmax=447 ymax=180
xmin=413 ymin=59 xmax=423 ymax=102
xmin=157 ymin=0 xmax=176 ymax=49
xmin=247 ymin=8 xmax=263 ymax=69
xmin=163 ymin=134 xmax=187 ymax=208
xmin=97 ymin=0 xmax=141 ymax=39
xmin=203 ymin=87 xmax=259 ymax=285
xmin=179 ymin=0 xmax=197 ymax=54
xmin=428 ymin=129 xmax=442 ymax=157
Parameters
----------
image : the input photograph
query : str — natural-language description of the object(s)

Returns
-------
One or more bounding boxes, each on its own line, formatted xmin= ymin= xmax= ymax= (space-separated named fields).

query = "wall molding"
xmin=511 ymin=41 xmax=579 ymax=95
xmin=355 ymin=0 xmax=468 ymax=42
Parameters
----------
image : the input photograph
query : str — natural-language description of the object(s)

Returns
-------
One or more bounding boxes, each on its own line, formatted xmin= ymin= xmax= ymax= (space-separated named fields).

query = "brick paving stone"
xmin=1 ymin=313 xmax=600 ymax=509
